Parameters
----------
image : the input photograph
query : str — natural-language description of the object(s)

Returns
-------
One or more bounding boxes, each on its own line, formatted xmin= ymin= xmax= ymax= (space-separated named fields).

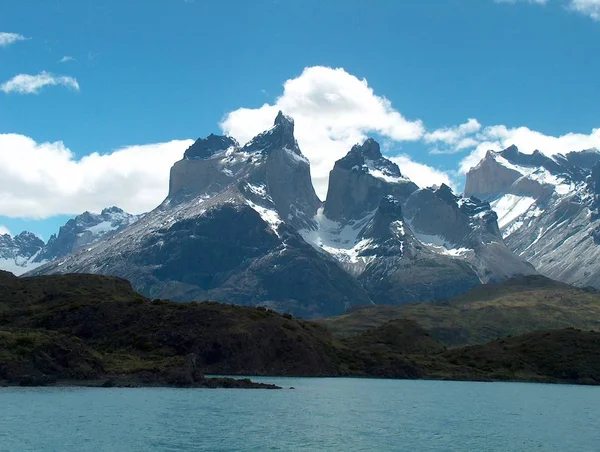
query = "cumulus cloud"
xmin=458 ymin=125 xmax=600 ymax=173
xmin=220 ymin=66 xmax=428 ymax=198
xmin=1 ymin=72 xmax=80 ymax=95
xmin=0 ymin=32 xmax=27 ymax=47
xmin=59 ymin=56 xmax=75 ymax=63
xmin=495 ymin=0 xmax=600 ymax=20
xmin=0 ymin=134 xmax=193 ymax=218
xmin=390 ymin=155 xmax=458 ymax=191
xmin=425 ymin=119 xmax=482 ymax=155
xmin=570 ymin=0 xmax=600 ymax=20
xmin=0 ymin=225 xmax=11 ymax=236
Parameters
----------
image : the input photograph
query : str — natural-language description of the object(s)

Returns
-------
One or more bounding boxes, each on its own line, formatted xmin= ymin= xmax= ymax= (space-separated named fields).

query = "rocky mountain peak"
xmin=0 ymin=230 xmax=45 ymax=275
xmin=184 ymin=134 xmax=239 ymax=160
xmin=565 ymin=148 xmax=600 ymax=171
xmin=13 ymin=231 xmax=44 ymax=251
xmin=324 ymin=139 xmax=416 ymax=222
xmin=352 ymin=138 xmax=382 ymax=160
xmin=434 ymin=184 xmax=458 ymax=204
xmin=243 ymin=111 xmax=298 ymax=155
xmin=274 ymin=110 xmax=294 ymax=128
xmin=336 ymin=138 xmax=403 ymax=178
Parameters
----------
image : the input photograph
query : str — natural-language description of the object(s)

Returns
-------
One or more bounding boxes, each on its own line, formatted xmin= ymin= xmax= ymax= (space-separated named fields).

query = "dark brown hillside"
xmin=320 ymin=275 xmax=600 ymax=346
xmin=1 ymin=273 xmax=600 ymax=387
xmin=438 ymin=328 xmax=600 ymax=385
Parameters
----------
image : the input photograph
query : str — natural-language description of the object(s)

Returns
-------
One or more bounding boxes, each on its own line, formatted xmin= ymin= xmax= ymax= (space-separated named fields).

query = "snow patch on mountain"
xmin=0 ymin=255 xmax=47 ymax=276
xmin=245 ymin=201 xmax=283 ymax=236
xmin=491 ymin=195 xmax=536 ymax=229
xmin=493 ymin=153 xmax=573 ymax=194
xmin=300 ymin=208 xmax=378 ymax=269
xmin=363 ymin=159 xmax=408 ymax=184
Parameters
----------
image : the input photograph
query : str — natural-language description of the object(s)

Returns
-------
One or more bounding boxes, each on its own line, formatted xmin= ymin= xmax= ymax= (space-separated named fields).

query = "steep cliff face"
xmin=169 ymin=112 xmax=321 ymax=231
xmin=465 ymin=145 xmax=600 ymax=288
xmin=323 ymin=138 xmax=417 ymax=222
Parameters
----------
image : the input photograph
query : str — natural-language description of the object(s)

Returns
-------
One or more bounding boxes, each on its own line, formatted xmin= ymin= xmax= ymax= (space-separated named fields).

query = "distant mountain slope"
xmin=465 ymin=145 xmax=600 ymax=288
xmin=0 ymin=207 xmax=138 ymax=276
xmin=0 ymin=232 xmax=45 ymax=276
xmin=319 ymin=275 xmax=600 ymax=346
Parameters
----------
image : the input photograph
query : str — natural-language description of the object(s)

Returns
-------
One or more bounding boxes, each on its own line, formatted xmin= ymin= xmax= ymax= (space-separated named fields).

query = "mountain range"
xmin=465 ymin=145 xmax=600 ymax=288
xmin=2 ymin=112 xmax=598 ymax=317
xmin=0 ymin=207 xmax=138 ymax=276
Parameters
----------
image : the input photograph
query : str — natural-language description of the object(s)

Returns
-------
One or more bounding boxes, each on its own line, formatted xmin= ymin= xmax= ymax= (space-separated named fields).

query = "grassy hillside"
xmin=1 ymin=271 xmax=600 ymax=386
xmin=320 ymin=275 xmax=600 ymax=346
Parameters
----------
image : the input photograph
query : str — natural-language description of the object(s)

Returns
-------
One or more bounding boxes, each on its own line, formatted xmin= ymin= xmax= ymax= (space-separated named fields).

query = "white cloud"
xmin=459 ymin=125 xmax=600 ymax=173
xmin=570 ymin=0 xmax=600 ymax=20
xmin=220 ymin=66 xmax=426 ymax=198
xmin=0 ymin=134 xmax=193 ymax=218
xmin=59 ymin=56 xmax=75 ymax=63
xmin=390 ymin=155 xmax=458 ymax=191
xmin=0 ymin=225 xmax=11 ymax=236
xmin=1 ymin=72 xmax=80 ymax=95
xmin=425 ymin=119 xmax=482 ymax=155
xmin=495 ymin=0 xmax=600 ymax=20
xmin=0 ymin=32 xmax=27 ymax=47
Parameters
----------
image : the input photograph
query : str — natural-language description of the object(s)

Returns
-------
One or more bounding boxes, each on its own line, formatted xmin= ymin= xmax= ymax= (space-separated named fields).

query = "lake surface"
xmin=1 ymin=378 xmax=600 ymax=451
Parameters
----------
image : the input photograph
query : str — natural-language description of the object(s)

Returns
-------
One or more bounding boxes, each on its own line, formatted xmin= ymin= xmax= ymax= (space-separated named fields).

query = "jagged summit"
xmin=274 ymin=110 xmax=294 ymax=127
xmin=324 ymin=138 xmax=416 ymax=223
xmin=352 ymin=138 xmax=383 ymax=160
xmin=184 ymin=134 xmax=239 ymax=160
xmin=0 ymin=231 xmax=45 ymax=276
xmin=243 ymin=110 xmax=298 ymax=154
xmin=337 ymin=138 xmax=404 ymax=180
xmin=169 ymin=111 xmax=319 ymax=230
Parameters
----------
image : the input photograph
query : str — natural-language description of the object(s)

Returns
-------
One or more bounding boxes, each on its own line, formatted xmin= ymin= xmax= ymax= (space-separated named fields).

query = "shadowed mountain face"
xmin=465 ymin=145 xmax=600 ymax=289
xmin=28 ymin=113 xmax=533 ymax=315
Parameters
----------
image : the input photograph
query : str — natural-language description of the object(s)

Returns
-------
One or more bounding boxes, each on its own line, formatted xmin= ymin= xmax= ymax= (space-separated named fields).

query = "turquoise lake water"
xmin=1 ymin=378 xmax=600 ymax=451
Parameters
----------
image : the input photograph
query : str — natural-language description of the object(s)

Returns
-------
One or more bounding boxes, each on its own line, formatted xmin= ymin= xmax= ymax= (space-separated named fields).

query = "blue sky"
xmin=1 ymin=0 xmax=600 ymax=239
